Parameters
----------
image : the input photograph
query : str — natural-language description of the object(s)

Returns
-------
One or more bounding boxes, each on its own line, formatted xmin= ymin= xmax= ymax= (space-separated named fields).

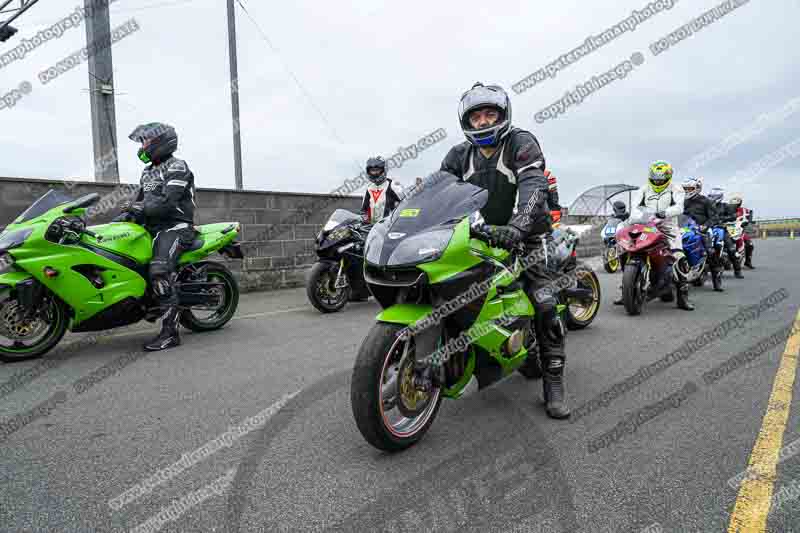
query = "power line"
xmin=233 ymin=0 xmax=346 ymax=147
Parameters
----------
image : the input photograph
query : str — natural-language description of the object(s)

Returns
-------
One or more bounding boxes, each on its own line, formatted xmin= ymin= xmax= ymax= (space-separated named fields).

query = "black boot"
xmin=144 ymin=307 xmax=181 ymax=351
xmin=711 ymin=269 xmax=724 ymax=292
xmin=744 ymin=245 xmax=755 ymax=269
xmin=676 ymin=283 xmax=695 ymax=311
xmin=542 ymin=358 xmax=570 ymax=419
xmin=734 ymin=267 xmax=744 ymax=279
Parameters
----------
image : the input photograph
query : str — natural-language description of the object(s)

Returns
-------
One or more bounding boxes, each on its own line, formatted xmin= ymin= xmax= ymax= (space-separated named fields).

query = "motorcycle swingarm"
xmin=176 ymin=281 xmax=226 ymax=307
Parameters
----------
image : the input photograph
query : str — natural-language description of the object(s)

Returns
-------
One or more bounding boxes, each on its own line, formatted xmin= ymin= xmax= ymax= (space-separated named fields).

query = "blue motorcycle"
xmin=679 ymin=215 xmax=724 ymax=289
xmin=678 ymin=215 xmax=708 ymax=285
xmin=601 ymin=217 xmax=624 ymax=273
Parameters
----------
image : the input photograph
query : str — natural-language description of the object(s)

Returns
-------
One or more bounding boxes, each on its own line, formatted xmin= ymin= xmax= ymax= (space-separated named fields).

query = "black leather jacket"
xmin=683 ymin=194 xmax=717 ymax=226
xmin=134 ymin=155 xmax=196 ymax=230
xmin=714 ymin=201 xmax=738 ymax=224
xmin=440 ymin=127 xmax=552 ymax=238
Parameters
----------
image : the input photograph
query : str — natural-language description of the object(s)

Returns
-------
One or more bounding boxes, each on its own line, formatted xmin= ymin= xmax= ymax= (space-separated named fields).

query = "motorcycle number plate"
xmin=639 ymin=234 xmax=648 ymax=241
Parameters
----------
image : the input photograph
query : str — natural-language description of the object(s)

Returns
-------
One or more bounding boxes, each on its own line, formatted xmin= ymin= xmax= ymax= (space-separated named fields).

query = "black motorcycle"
xmin=306 ymin=209 xmax=372 ymax=313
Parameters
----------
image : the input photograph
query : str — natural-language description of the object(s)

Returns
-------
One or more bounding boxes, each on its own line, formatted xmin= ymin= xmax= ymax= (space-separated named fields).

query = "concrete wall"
xmin=0 ymin=176 xmax=616 ymax=292
xmin=0 ymin=176 xmax=361 ymax=292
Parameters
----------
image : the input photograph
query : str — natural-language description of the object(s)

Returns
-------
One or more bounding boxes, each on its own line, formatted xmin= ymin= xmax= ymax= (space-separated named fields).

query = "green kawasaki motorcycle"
xmin=0 ymin=190 xmax=243 ymax=362
xmin=350 ymin=172 xmax=592 ymax=451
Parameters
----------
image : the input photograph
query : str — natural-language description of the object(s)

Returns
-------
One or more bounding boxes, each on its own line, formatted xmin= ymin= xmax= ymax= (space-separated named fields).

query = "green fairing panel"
xmin=376 ymin=303 xmax=434 ymax=326
xmin=0 ymin=271 xmax=34 ymax=289
xmin=417 ymin=220 xmax=483 ymax=284
xmin=85 ymin=222 xmax=153 ymax=263
xmin=10 ymin=229 xmax=147 ymax=325
xmin=179 ymin=223 xmax=240 ymax=264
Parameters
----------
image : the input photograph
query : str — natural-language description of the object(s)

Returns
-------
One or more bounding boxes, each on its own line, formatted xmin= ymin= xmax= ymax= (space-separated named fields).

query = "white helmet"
xmin=708 ymin=187 xmax=724 ymax=203
xmin=728 ymin=193 xmax=743 ymax=207
xmin=681 ymin=177 xmax=701 ymax=199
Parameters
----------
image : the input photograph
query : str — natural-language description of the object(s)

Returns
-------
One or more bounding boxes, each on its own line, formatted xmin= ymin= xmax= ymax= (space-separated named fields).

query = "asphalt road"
xmin=1 ymin=239 xmax=799 ymax=533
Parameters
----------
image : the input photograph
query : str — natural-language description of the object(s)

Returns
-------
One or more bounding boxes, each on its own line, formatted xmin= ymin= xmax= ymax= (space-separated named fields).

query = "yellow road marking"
xmin=728 ymin=309 xmax=800 ymax=532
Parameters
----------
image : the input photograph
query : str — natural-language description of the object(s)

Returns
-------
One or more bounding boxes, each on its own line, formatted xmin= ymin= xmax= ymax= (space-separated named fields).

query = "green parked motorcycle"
xmin=0 ymin=190 xmax=243 ymax=362
xmin=350 ymin=172 xmax=590 ymax=451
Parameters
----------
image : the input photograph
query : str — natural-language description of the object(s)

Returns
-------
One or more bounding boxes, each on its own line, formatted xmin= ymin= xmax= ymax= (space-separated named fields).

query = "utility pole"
xmin=85 ymin=0 xmax=119 ymax=183
xmin=227 ymin=0 xmax=243 ymax=190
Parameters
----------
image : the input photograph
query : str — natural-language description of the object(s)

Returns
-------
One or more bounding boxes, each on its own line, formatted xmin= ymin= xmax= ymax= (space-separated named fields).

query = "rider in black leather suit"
xmin=440 ymin=82 xmax=569 ymax=419
xmin=115 ymin=123 xmax=198 ymax=351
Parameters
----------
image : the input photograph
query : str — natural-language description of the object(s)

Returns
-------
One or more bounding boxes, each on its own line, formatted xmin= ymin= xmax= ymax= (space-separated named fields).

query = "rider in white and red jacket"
xmin=360 ymin=156 xmax=404 ymax=224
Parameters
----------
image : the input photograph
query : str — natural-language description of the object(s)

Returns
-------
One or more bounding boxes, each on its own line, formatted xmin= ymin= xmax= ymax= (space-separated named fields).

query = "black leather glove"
xmin=116 ymin=201 xmax=144 ymax=223
xmin=655 ymin=211 xmax=666 ymax=219
xmin=482 ymin=224 xmax=522 ymax=249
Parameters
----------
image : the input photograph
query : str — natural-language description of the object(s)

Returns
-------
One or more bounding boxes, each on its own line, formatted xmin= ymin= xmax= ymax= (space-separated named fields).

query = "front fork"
xmin=334 ymin=258 xmax=349 ymax=289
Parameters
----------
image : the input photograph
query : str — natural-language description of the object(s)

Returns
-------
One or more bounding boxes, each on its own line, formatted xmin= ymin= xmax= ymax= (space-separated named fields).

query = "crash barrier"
xmin=0 ymin=176 xmax=360 ymax=293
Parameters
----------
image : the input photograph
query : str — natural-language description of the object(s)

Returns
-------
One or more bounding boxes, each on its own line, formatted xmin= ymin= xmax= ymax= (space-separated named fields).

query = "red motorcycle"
xmin=615 ymin=217 xmax=673 ymax=315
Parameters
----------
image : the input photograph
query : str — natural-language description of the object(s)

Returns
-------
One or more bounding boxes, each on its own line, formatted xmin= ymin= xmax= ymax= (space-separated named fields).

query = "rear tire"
xmin=622 ymin=262 xmax=645 ymax=316
xmin=307 ymin=262 xmax=350 ymax=313
xmin=565 ymin=264 xmax=601 ymax=330
xmin=0 ymin=292 xmax=69 ymax=363
xmin=351 ymin=323 xmax=442 ymax=452
xmin=178 ymin=262 xmax=239 ymax=332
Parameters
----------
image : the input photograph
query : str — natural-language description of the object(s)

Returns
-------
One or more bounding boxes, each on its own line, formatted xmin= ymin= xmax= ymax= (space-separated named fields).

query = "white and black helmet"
xmin=682 ymin=177 xmax=701 ymax=200
xmin=365 ymin=156 xmax=387 ymax=185
xmin=458 ymin=82 xmax=512 ymax=147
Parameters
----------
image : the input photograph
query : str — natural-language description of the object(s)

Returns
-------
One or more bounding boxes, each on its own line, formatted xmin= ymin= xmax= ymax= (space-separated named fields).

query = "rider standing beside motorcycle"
xmin=440 ymin=82 xmax=569 ymax=419
xmin=115 ymin=123 xmax=198 ymax=351
xmin=360 ymin=156 xmax=404 ymax=225
xmin=682 ymin=177 xmax=724 ymax=291
xmin=627 ymin=161 xmax=694 ymax=311
xmin=708 ymin=187 xmax=744 ymax=279
xmin=610 ymin=200 xmax=631 ymax=305
xmin=729 ymin=193 xmax=756 ymax=269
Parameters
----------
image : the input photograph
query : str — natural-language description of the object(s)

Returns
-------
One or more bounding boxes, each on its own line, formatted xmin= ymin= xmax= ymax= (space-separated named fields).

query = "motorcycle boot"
xmin=144 ymin=307 xmax=181 ymax=351
xmin=672 ymin=251 xmax=695 ymax=311
xmin=144 ymin=274 xmax=182 ymax=351
xmin=744 ymin=242 xmax=755 ymax=269
xmin=535 ymin=305 xmax=570 ymax=419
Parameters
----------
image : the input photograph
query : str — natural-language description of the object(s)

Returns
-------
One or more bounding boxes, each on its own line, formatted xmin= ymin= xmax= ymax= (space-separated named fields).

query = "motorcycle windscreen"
xmin=13 ymin=190 xmax=75 ymax=224
xmin=366 ymin=171 xmax=488 ymax=266
xmin=323 ymin=209 xmax=360 ymax=231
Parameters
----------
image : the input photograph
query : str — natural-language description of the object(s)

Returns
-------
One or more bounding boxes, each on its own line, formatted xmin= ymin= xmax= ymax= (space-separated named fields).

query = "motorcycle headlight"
xmin=327 ymin=227 xmax=351 ymax=242
xmin=0 ymin=227 xmax=33 ymax=254
xmin=387 ymin=229 xmax=453 ymax=266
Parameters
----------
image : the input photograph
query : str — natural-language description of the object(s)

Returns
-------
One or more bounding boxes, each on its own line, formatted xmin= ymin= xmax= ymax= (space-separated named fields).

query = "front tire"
xmin=622 ymin=261 xmax=645 ymax=316
xmin=603 ymin=246 xmax=620 ymax=273
xmin=0 ymin=291 xmax=69 ymax=363
xmin=307 ymin=261 xmax=350 ymax=313
xmin=351 ymin=323 xmax=442 ymax=452
xmin=178 ymin=262 xmax=240 ymax=332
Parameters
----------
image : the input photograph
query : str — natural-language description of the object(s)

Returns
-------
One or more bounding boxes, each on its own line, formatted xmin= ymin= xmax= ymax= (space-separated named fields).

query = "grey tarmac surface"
xmin=1 ymin=239 xmax=799 ymax=533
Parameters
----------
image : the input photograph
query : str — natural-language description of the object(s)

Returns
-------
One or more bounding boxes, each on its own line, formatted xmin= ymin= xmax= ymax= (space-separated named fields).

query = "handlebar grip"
xmin=83 ymin=229 xmax=101 ymax=240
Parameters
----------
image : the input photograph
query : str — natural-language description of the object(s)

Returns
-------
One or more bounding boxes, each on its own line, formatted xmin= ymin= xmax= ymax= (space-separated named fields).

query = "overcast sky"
xmin=0 ymin=0 xmax=797 ymax=216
